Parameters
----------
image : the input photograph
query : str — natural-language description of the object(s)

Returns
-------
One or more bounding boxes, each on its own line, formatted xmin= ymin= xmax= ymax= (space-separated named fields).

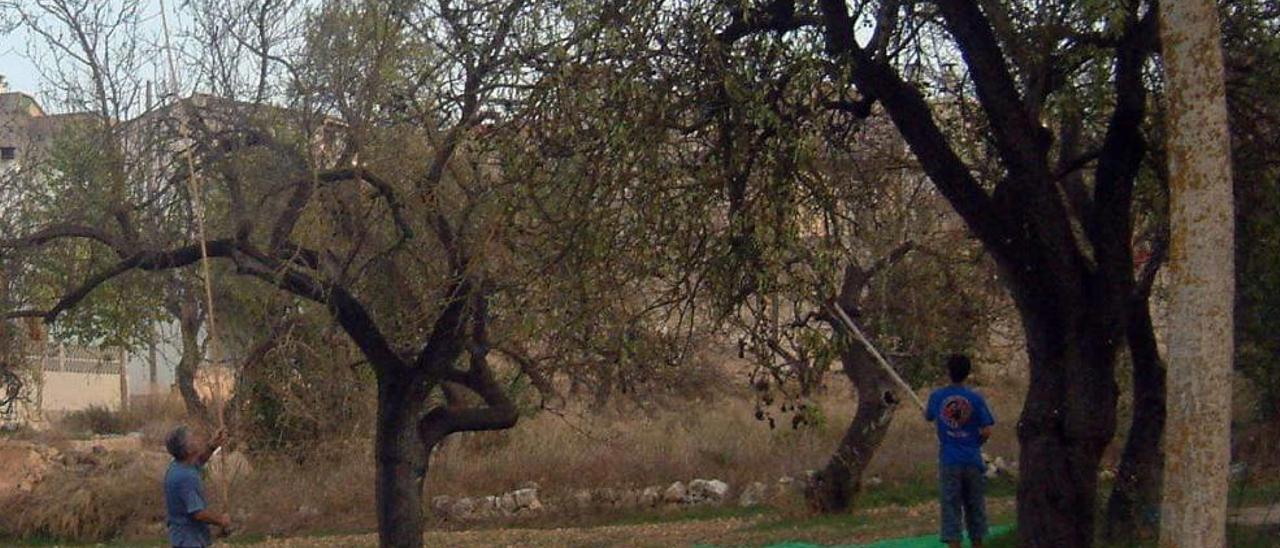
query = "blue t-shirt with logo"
xmin=925 ymin=385 xmax=995 ymax=469
xmin=164 ymin=461 xmax=211 ymax=547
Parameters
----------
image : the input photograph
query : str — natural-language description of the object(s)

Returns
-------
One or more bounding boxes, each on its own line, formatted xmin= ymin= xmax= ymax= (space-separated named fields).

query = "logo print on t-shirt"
xmin=941 ymin=395 xmax=973 ymax=429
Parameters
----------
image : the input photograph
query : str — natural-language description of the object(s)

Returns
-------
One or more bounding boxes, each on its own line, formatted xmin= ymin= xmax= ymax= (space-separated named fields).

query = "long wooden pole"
xmin=826 ymin=302 xmax=926 ymax=411
xmin=159 ymin=0 xmax=231 ymax=524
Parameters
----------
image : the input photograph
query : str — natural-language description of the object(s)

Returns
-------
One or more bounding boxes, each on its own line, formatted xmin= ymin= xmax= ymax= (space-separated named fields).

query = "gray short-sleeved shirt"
xmin=164 ymin=461 xmax=211 ymax=547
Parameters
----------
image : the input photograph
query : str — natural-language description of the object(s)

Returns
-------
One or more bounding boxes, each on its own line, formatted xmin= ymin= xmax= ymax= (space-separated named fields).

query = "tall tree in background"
xmin=704 ymin=2 xmax=1159 ymax=543
xmin=1225 ymin=0 xmax=1280 ymax=425
xmin=1158 ymin=0 xmax=1234 ymax=545
xmin=525 ymin=11 xmax=1007 ymax=512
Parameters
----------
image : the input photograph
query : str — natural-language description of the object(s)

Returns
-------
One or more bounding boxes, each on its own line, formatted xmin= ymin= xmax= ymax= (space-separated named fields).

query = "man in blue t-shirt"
xmin=163 ymin=426 xmax=232 ymax=547
xmin=925 ymin=354 xmax=995 ymax=548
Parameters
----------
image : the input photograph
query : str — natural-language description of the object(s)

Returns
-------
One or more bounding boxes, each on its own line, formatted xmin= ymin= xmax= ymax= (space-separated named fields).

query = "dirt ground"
xmin=244 ymin=498 xmax=1018 ymax=548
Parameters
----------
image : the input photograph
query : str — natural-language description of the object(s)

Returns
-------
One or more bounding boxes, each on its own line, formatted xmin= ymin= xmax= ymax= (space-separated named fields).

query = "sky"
xmin=1 ymin=24 xmax=46 ymax=98
xmin=1 ymin=0 xmax=183 ymax=108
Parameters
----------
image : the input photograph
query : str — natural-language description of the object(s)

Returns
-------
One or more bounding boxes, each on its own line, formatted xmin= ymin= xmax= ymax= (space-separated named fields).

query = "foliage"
xmin=234 ymin=308 xmax=377 ymax=460
xmin=1224 ymin=0 xmax=1280 ymax=420
xmin=1 ymin=124 xmax=167 ymax=352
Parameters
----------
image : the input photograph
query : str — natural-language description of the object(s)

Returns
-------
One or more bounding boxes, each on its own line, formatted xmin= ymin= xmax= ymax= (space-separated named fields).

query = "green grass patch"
xmin=858 ymin=474 xmax=1016 ymax=509
xmin=1230 ymin=476 xmax=1280 ymax=507
xmin=1229 ymin=523 xmax=1280 ymax=547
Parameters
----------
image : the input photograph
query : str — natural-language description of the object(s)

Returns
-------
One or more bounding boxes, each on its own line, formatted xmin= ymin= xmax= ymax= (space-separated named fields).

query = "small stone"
xmin=688 ymin=479 xmax=710 ymax=503
xmin=480 ymin=495 xmax=500 ymax=516
xmin=513 ymin=488 xmax=539 ymax=509
xmin=706 ymin=480 xmax=730 ymax=501
xmin=864 ymin=475 xmax=883 ymax=488
xmin=296 ymin=504 xmax=320 ymax=518
xmin=738 ymin=482 xmax=767 ymax=507
xmin=640 ymin=486 xmax=661 ymax=507
xmin=663 ymin=481 xmax=687 ymax=503
xmin=499 ymin=493 xmax=518 ymax=514
xmin=431 ymin=495 xmax=453 ymax=518
xmin=452 ymin=497 xmax=476 ymax=520
xmin=689 ymin=479 xmax=730 ymax=504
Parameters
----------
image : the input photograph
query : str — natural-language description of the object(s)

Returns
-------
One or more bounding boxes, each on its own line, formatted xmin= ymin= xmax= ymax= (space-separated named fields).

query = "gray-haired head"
xmin=165 ymin=425 xmax=191 ymax=460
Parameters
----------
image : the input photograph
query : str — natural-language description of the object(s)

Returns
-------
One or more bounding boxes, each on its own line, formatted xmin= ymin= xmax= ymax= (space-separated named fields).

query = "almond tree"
xmin=0 ymin=2 xmax=642 ymax=546
xmin=693 ymin=1 xmax=1161 ymax=543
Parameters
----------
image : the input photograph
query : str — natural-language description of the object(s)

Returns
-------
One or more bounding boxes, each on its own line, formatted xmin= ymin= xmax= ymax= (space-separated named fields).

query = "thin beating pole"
xmin=158 ymin=0 xmax=231 ymax=518
xmin=826 ymin=302 xmax=926 ymax=411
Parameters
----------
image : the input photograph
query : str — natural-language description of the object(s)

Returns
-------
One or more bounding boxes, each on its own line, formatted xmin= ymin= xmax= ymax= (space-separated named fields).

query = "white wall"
xmin=39 ymin=371 xmax=123 ymax=412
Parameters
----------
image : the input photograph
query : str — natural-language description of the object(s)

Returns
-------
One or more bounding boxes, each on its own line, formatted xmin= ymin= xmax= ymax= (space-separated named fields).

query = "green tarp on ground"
xmin=763 ymin=524 xmax=1013 ymax=548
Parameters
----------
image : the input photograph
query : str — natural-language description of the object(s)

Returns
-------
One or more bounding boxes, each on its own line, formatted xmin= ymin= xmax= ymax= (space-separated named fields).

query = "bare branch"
xmin=0 ymin=224 xmax=125 ymax=255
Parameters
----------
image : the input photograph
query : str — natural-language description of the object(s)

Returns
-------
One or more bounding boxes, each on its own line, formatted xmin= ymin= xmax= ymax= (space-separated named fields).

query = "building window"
xmin=0 ymin=147 xmax=14 ymax=160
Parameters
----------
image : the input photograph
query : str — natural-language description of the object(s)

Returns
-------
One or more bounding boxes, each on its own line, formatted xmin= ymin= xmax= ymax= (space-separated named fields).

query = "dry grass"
xmin=0 ymin=451 xmax=168 ymax=542
xmin=218 ymin=443 xmax=378 ymax=537
xmin=429 ymin=376 xmax=1024 ymax=499
xmin=0 ymin=378 xmax=1026 ymax=543
xmin=124 ymin=395 xmax=190 ymax=444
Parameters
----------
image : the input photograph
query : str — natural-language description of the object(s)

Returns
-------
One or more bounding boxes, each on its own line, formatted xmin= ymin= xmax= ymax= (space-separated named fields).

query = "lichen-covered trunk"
xmin=1014 ymin=296 xmax=1119 ymax=547
xmin=807 ymin=345 xmax=898 ymax=513
xmin=375 ymin=370 xmax=432 ymax=548
xmin=1105 ymin=295 xmax=1166 ymax=541
xmin=1159 ymin=1 xmax=1235 ymax=545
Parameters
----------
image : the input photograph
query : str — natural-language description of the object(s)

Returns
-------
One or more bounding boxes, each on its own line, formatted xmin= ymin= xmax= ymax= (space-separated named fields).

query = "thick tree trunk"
xmin=374 ymin=370 xmax=432 ymax=548
xmin=807 ymin=345 xmax=898 ymax=512
xmin=1159 ymin=0 xmax=1235 ymax=545
xmin=1015 ymin=297 xmax=1119 ymax=547
xmin=175 ymin=293 xmax=210 ymax=423
xmin=1105 ymin=295 xmax=1166 ymax=541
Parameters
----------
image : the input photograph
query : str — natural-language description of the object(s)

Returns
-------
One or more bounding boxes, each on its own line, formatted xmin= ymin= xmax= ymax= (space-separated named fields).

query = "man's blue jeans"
xmin=939 ymin=464 xmax=987 ymax=543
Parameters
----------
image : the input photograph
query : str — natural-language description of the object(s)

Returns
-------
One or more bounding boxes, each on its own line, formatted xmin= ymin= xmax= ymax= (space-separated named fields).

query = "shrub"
xmin=59 ymin=405 xmax=126 ymax=436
